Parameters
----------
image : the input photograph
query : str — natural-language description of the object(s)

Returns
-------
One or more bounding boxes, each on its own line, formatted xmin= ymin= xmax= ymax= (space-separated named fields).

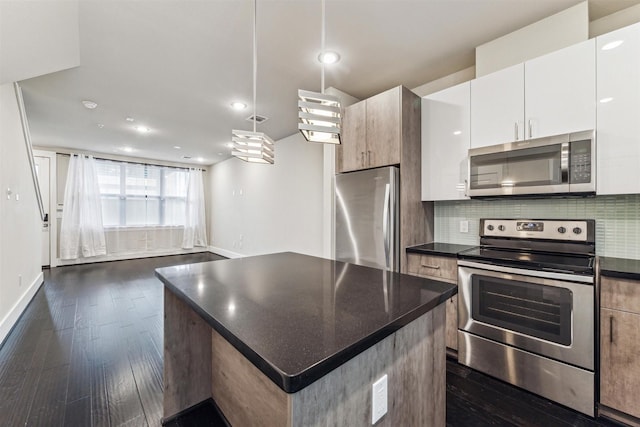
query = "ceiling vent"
xmin=246 ymin=114 xmax=268 ymax=124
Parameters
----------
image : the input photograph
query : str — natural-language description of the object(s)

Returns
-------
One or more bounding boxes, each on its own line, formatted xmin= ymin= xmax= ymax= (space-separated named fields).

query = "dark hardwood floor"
xmin=0 ymin=254 xmax=625 ymax=426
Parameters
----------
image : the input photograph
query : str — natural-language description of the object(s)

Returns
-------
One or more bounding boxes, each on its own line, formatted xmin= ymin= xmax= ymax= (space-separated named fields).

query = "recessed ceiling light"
xmin=318 ymin=51 xmax=340 ymax=64
xmin=82 ymin=100 xmax=98 ymax=109
xmin=599 ymin=97 xmax=614 ymax=103
xmin=453 ymin=130 xmax=462 ymax=135
xmin=125 ymin=117 xmax=135 ymax=122
xmin=135 ymin=126 xmax=150 ymax=133
xmin=231 ymin=101 xmax=247 ymax=110
xmin=196 ymin=157 xmax=204 ymax=162
xmin=601 ymin=40 xmax=623 ymax=51
xmin=97 ymin=123 xmax=104 ymax=128
xmin=122 ymin=147 xmax=134 ymax=153
xmin=173 ymin=145 xmax=181 ymax=149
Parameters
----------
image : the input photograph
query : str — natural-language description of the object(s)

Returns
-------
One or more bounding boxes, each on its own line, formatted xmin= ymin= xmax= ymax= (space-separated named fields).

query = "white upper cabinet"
xmin=470 ymin=39 xmax=595 ymax=148
xmin=525 ymin=39 xmax=596 ymax=139
xmin=470 ymin=63 xmax=524 ymax=148
xmin=596 ymin=22 xmax=640 ymax=195
xmin=422 ymin=82 xmax=470 ymax=201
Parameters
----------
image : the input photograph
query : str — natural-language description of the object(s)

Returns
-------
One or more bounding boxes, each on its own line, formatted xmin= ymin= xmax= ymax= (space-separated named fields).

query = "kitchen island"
xmin=156 ymin=252 xmax=456 ymax=426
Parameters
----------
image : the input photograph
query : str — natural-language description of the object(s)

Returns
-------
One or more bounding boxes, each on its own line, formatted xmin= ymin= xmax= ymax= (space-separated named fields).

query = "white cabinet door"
xmin=597 ymin=22 xmax=640 ymax=195
xmin=422 ymin=82 xmax=470 ymax=201
xmin=525 ymin=39 xmax=596 ymax=140
xmin=470 ymin=63 xmax=524 ymax=148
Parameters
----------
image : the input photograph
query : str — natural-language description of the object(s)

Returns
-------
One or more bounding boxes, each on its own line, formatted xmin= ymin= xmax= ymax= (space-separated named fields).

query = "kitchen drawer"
xmin=407 ymin=254 xmax=457 ymax=283
xmin=601 ymin=276 xmax=640 ymax=314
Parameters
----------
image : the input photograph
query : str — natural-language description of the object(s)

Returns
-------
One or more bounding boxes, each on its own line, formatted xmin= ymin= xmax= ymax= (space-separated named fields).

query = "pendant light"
xmin=297 ymin=0 xmax=342 ymax=145
xmin=232 ymin=0 xmax=274 ymax=164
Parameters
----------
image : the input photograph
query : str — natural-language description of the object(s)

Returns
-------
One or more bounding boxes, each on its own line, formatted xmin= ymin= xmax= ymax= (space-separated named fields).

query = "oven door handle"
xmin=457 ymin=260 xmax=594 ymax=284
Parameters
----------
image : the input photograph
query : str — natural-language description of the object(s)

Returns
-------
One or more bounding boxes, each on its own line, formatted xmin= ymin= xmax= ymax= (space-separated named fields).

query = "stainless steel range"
xmin=458 ymin=219 xmax=596 ymax=416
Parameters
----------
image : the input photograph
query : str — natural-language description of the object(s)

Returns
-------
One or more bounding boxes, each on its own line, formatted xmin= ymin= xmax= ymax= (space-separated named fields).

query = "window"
xmin=95 ymin=159 xmax=189 ymax=227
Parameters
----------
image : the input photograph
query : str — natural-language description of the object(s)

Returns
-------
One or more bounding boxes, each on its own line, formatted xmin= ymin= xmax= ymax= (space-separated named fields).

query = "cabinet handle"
xmin=609 ymin=315 xmax=614 ymax=344
xmin=528 ymin=119 xmax=533 ymax=139
xmin=360 ymin=152 xmax=365 ymax=167
xmin=421 ymin=264 xmax=441 ymax=269
xmin=514 ymin=122 xmax=519 ymax=141
xmin=367 ymin=150 xmax=372 ymax=165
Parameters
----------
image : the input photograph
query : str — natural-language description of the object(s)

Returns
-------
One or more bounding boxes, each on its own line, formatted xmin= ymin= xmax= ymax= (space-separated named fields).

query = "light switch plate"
xmin=459 ymin=220 xmax=469 ymax=233
xmin=372 ymin=374 xmax=388 ymax=424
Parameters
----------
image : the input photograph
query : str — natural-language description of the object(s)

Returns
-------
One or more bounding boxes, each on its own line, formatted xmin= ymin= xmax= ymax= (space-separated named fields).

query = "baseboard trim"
xmin=207 ymin=246 xmax=245 ymax=259
xmin=0 ymin=271 xmax=44 ymax=346
xmin=599 ymin=405 xmax=640 ymax=427
xmin=55 ymin=248 xmax=208 ymax=267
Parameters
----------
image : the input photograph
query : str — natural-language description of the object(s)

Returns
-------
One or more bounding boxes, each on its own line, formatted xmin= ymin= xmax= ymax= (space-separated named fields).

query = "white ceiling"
xmin=18 ymin=0 xmax=639 ymax=166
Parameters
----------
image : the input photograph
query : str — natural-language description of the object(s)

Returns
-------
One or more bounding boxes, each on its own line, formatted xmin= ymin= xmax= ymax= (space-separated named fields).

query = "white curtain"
xmin=60 ymin=154 xmax=107 ymax=259
xmin=182 ymin=168 xmax=208 ymax=249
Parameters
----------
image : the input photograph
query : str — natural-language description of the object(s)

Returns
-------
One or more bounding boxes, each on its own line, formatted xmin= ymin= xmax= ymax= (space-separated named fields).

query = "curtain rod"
xmin=58 ymin=152 xmax=207 ymax=172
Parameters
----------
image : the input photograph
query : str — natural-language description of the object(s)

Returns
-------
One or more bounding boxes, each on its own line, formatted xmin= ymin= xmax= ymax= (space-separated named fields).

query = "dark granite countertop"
xmin=406 ymin=242 xmax=477 ymax=258
xmin=599 ymin=256 xmax=640 ymax=281
xmin=155 ymin=252 xmax=456 ymax=394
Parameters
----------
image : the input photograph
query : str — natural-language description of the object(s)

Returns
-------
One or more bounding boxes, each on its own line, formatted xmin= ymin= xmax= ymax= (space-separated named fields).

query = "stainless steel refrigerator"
xmin=335 ymin=166 xmax=400 ymax=271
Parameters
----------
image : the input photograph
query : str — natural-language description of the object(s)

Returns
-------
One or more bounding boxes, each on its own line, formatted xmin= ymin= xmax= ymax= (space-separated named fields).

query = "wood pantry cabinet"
xmin=407 ymin=253 xmax=458 ymax=351
xmin=471 ymin=39 xmax=595 ymax=149
xmin=600 ymin=275 xmax=640 ymax=424
xmin=336 ymin=86 xmax=410 ymax=173
xmin=596 ymin=22 xmax=640 ymax=195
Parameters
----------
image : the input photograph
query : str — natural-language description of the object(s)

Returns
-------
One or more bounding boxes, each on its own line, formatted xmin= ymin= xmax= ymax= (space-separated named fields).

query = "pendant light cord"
xmin=253 ymin=0 xmax=257 ymax=133
xmin=321 ymin=0 xmax=325 ymax=95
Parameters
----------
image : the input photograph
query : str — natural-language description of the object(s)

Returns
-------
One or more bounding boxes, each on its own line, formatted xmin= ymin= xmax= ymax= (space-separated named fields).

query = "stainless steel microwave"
xmin=467 ymin=130 xmax=595 ymax=197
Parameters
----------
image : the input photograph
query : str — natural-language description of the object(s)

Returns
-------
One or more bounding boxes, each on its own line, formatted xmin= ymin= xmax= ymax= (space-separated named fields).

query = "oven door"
xmin=458 ymin=260 xmax=594 ymax=370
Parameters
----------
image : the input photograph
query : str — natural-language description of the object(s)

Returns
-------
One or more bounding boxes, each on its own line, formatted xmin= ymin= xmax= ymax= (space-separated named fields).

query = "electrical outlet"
xmin=372 ymin=374 xmax=388 ymax=424
xmin=459 ymin=220 xmax=469 ymax=233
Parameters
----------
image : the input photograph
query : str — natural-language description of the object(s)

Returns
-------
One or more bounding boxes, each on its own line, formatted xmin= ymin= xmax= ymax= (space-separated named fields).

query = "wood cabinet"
xmin=421 ymin=81 xmax=470 ymax=201
xmin=407 ymin=253 xmax=458 ymax=351
xmin=596 ymin=22 xmax=640 ymax=195
xmin=336 ymin=86 xmax=404 ymax=173
xmin=600 ymin=275 xmax=640 ymax=424
xmin=470 ymin=39 xmax=595 ymax=149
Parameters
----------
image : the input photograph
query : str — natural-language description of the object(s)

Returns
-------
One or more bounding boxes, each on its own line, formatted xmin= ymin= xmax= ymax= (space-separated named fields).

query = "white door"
xmin=34 ymin=156 xmax=50 ymax=266
xmin=422 ymin=81 xmax=470 ymax=201
xmin=596 ymin=22 xmax=640 ymax=195
xmin=470 ymin=63 xmax=525 ymax=148
xmin=525 ymin=38 xmax=596 ymax=140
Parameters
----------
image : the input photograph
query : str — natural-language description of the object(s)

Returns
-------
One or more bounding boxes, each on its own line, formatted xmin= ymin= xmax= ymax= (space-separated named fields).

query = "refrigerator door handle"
xmin=382 ymin=183 xmax=391 ymax=270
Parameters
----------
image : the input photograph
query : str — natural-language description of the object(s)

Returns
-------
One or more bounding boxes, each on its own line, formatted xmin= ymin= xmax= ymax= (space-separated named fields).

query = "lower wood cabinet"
xmin=407 ymin=253 xmax=458 ymax=351
xmin=600 ymin=276 xmax=640 ymax=423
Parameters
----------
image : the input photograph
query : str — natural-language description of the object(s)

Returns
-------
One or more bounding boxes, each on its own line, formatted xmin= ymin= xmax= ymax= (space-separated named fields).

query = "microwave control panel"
xmin=570 ymin=139 xmax=592 ymax=184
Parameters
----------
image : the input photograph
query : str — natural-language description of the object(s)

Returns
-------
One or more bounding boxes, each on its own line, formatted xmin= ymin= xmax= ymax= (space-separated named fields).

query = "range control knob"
xmin=557 ymin=227 xmax=567 ymax=234
xmin=487 ymin=225 xmax=494 ymax=231
xmin=498 ymin=225 xmax=506 ymax=231
xmin=573 ymin=227 xmax=582 ymax=235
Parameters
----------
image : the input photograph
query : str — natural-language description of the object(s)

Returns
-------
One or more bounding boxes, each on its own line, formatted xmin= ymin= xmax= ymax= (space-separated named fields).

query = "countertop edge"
xmin=156 ymin=270 xmax=456 ymax=394
xmin=406 ymin=243 xmax=476 ymax=258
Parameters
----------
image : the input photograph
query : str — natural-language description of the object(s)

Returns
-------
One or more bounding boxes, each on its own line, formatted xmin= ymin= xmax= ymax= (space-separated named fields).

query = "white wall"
xmin=475 ymin=2 xmax=588 ymax=77
xmin=0 ymin=83 xmax=44 ymax=344
xmin=0 ymin=0 xmax=80 ymax=83
xmin=209 ymin=133 xmax=324 ymax=258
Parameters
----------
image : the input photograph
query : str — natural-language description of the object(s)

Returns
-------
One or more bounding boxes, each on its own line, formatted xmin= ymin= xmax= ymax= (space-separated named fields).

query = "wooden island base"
xmin=163 ymin=289 xmax=446 ymax=426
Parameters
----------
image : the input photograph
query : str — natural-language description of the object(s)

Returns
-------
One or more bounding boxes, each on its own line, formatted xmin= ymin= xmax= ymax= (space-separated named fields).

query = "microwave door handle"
xmin=561 ymin=142 xmax=570 ymax=183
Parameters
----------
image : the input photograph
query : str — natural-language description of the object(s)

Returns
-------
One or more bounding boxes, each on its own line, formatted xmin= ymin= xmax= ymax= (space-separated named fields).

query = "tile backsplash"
xmin=434 ymin=195 xmax=640 ymax=259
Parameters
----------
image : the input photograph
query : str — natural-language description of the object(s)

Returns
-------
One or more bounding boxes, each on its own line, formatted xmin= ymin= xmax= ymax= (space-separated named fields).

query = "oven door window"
xmin=471 ymin=275 xmax=572 ymax=346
